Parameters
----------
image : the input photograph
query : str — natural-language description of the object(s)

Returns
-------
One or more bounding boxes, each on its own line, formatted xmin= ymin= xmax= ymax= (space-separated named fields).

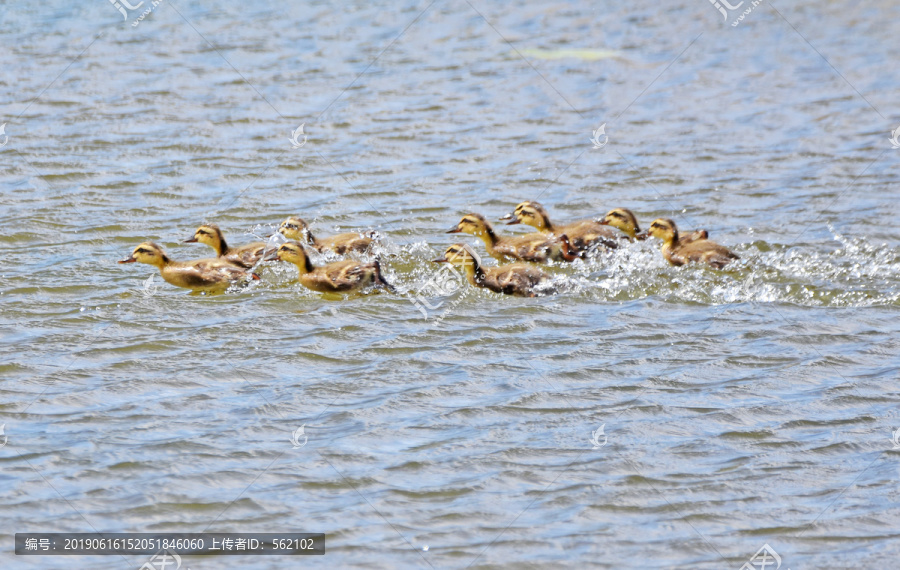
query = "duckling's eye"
xmin=135 ymin=248 xmax=152 ymax=255
xmin=285 ymin=223 xmax=298 ymax=230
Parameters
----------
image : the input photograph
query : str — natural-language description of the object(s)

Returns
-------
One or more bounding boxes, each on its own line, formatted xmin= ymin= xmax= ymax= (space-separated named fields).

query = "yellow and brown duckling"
xmin=277 ymin=216 xmax=374 ymax=255
xmin=447 ymin=213 xmax=579 ymax=263
xmin=119 ymin=242 xmax=259 ymax=293
xmin=434 ymin=243 xmax=554 ymax=297
xmin=599 ymin=208 xmax=708 ymax=243
xmin=265 ymin=241 xmax=394 ymax=294
xmin=646 ymin=218 xmax=739 ymax=269
xmin=184 ymin=224 xmax=267 ymax=269
xmin=500 ymin=201 xmax=619 ymax=251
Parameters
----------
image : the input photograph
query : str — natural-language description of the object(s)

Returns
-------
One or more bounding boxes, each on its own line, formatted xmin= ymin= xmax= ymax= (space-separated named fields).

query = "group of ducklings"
xmin=437 ymin=202 xmax=737 ymax=296
xmin=119 ymin=217 xmax=390 ymax=295
xmin=119 ymin=203 xmax=739 ymax=297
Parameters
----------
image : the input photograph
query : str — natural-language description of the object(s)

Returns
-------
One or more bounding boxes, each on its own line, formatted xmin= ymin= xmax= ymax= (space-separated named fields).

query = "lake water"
xmin=2 ymin=0 xmax=900 ymax=568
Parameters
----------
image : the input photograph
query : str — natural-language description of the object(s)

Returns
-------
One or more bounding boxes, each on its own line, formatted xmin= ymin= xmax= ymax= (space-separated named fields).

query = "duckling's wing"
xmin=681 ymin=242 xmax=738 ymax=268
xmin=348 ymin=236 xmax=375 ymax=253
xmin=504 ymin=234 xmax=560 ymax=262
xmin=226 ymin=242 xmax=267 ymax=268
xmin=237 ymin=242 xmax=267 ymax=265
xmin=169 ymin=259 xmax=248 ymax=288
xmin=321 ymin=233 xmax=374 ymax=254
xmin=490 ymin=265 xmax=548 ymax=296
xmin=202 ymin=260 xmax=252 ymax=279
xmin=490 ymin=240 xmax=524 ymax=260
xmin=314 ymin=260 xmax=371 ymax=291
xmin=663 ymin=248 xmax=688 ymax=266
xmin=702 ymin=246 xmax=739 ymax=269
xmin=562 ymin=221 xmax=619 ymax=250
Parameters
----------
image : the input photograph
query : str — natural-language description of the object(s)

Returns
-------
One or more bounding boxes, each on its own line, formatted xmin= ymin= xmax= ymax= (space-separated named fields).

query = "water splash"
xmin=394 ymin=235 xmax=900 ymax=307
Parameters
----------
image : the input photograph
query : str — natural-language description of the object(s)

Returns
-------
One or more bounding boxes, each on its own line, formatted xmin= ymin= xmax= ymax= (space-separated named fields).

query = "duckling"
xmin=119 ymin=242 xmax=258 ymax=293
xmin=500 ymin=201 xmax=619 ymax=251
xmin=184 ymin=224 xmax=267 ymax=268
xmin=447 ymin=213 xmax=579 ymax=263
xmin=599 ymin=208 xmax=708 ymax=243
xmin=433 ymin=243 xmax=553 ymax=297
xmin=277 ymin=216 xmax=374 ymax=255
xmin=265 ymin=241 xmax=394 ymax=294
xmin=646 ymin=218 xmax=739 ymax=269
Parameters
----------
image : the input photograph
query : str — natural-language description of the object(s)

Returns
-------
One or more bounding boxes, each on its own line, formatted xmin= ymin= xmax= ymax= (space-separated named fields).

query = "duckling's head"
xmin=501 ymin=201 xmax=551 ymax=230
xmin=648 ymin=218 xmax=679 ymax=244
xmin=277 ymin=217 xmax=311 ymax=242
xmin=447 ymin=213 xmax=493 ymax=237
xmin=119 ymin=242 xmax=169 ymax=267
xmin=184 ymin=224 xmax=225 ymax=248
xmin=600 ymin=208 xmax=640 ymax=237
xmin=433 ymin=243 xmax=480 ymax=271
xmin=265 ymin=241 xmax=314 ymax=272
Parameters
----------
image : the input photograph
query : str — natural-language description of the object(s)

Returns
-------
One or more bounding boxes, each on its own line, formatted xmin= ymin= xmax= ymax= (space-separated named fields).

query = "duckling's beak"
xmin=183 ymin=236 xmax=198 ymax=243
xmin=635 ymin=232 xmax=649 ymax=241
xmin=118 ymin=256 xmax=136 ymax=264
xmin=445 ymin=226 xmax=461 ymax=234
xmin=432 ymin=257 xmax=448 ymax=263
xmin=498 ymin=212 xmax=519 ymax=225
xmin=263 ymin=251 xmax=281 ymax=262
xmin=598 ymin=218 xmax=610 ymax=225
